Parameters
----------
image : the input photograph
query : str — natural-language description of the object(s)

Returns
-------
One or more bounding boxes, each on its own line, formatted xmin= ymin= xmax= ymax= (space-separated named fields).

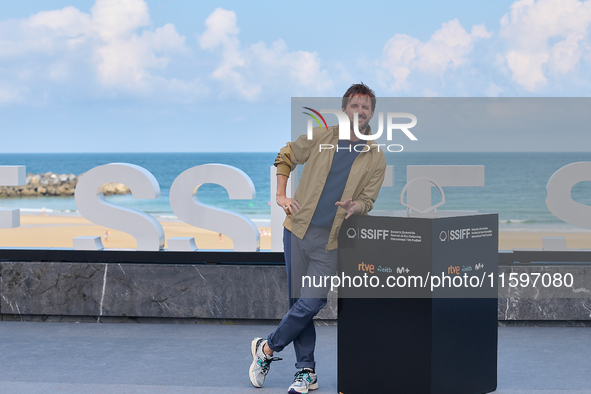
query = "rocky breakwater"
xmin=0 ymin=172 xmax=131 ymax=197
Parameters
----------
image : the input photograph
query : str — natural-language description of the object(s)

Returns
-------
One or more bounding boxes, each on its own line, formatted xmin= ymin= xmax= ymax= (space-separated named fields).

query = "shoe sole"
xmin=288 ymin=381 xmax=318 ymax=393
xmin=249 ymin=338 xmax=263 ymax=388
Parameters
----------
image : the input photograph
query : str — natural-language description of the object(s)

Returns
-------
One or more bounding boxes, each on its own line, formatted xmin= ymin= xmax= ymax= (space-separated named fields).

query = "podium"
xmin=337 ymin=213 xmax=498 ymax=394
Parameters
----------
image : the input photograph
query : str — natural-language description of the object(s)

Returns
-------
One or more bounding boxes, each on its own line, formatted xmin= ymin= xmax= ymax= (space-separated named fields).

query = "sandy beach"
xmin=0 ymin=214 xmax=589 ymax=251
xmin=0 ymin=214 xmax=271 ymax=250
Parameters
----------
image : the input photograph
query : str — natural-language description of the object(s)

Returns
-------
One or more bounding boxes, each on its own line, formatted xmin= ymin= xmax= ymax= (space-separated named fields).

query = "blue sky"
xmin=1 ymin=0 xmax=591 ymax=152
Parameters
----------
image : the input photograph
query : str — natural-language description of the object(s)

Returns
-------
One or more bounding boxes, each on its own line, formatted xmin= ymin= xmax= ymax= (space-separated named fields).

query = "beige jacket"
xmin=274 ymin=125 xmax=386 ymax=250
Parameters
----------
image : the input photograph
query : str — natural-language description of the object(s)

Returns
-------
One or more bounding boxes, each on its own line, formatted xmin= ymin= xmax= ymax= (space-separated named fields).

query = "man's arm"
xmin=274 ymin=142 xmax=303 ymax=216
xmin=274 ymin=128 xmax=326 ymax=173
xmin=274 ymin=144 xmax=294 ymax=215
xmin=276 ymin=174 xmax=300 ymax=215
xmin=274 ymin=142 xmax=293 ymax=177
xmin=275 ymin=128 xmax=327 ymax=214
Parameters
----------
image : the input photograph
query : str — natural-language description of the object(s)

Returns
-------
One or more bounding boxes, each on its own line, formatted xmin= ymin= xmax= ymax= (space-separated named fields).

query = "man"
xmin=249 ymin=83 xmax=386 ymax=393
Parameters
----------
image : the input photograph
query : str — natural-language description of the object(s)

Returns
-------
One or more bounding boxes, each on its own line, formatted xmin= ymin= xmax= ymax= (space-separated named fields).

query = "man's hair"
xmin=342 ymin=82 xmax=376 ymax=113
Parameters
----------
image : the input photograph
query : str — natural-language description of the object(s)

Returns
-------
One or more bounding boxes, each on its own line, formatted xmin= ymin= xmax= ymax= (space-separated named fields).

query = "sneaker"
xmin=249 ymin=337 xmax=282 ymax=388
xmin=288 ymin=368 xmax=318 ymax=393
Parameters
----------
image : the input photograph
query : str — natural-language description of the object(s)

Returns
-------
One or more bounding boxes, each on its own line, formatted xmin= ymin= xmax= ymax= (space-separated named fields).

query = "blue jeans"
xmin=267 ymin=226 xmax=337 ymax=369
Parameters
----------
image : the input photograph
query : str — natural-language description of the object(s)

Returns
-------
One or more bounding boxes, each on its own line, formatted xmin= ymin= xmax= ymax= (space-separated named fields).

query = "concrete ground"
xmin=0 ymin=321 xmax=590 ymax=393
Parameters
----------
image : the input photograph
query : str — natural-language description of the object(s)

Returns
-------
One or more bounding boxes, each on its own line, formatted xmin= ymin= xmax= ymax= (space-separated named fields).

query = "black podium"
xmin=337 ymin=213 xmax=498 ymax=394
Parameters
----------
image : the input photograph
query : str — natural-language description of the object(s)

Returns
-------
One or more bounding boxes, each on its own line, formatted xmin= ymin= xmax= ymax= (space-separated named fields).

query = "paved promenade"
xmin=0 ymin=321 xmax=590 ymax=393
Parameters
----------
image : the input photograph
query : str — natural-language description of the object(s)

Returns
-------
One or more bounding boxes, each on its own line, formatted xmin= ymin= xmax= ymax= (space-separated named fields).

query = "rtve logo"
xmin=302 ymin=107 xmax=418 ymax=152
xmin=439 ymin=228 xmax=471 ymax=242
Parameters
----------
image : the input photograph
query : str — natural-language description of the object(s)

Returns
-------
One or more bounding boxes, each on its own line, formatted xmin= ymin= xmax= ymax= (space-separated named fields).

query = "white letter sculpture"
xmin=74 ymin=163 xmax=164 ymax=251
xmin=0 ymin=166 xmax=26 ymax=228
xmin=170 ymin=164 xmax=260 ymax=252
xmin=546 ymin=162 xmax=591 ymax=230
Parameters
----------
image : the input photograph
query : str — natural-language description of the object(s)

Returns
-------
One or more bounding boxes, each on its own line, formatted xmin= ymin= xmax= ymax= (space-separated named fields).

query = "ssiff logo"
xmin=303 ymin=107 xmax=418 ymax=152
xmin=346 ymin=228 xmax=357 ymax=238
xmin=439 ymin=228 xmax=470 ymax=241
xmin=345 ymin=227 xmax=390 ymax=240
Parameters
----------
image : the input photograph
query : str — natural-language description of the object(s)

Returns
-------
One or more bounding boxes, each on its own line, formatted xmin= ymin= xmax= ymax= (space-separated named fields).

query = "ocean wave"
xmin=499 ymin=219 xmax=535 ymax=224
xmin=21 ymin=208 xmax=77 ymax=214
xmin=21 ymin=208 xmax=54 ymax=213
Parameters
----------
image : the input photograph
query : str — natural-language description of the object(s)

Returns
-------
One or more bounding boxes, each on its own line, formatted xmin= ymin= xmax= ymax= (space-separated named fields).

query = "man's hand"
xmin=276 ymin=174 xmax=300 ymax=216
xmin=335 ymin=198 xmax=362 ymax=219
xmin=277 ymin=195 xmax=301 ymax=216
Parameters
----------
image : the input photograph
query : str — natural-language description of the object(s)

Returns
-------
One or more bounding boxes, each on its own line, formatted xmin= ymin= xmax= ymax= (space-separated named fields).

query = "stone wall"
xmin=1 ymin=261 xmax=589 ymax=322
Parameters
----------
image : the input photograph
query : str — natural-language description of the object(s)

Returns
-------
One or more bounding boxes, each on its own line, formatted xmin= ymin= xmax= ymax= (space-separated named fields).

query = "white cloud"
xmin=94 ymin=23 xmax=186 ymax=89
xmin=91 ymin=0 xmax=150 ymax=41
xmin=198 ymin=8 xmax=240 ymax=50
xmin=198 ymin=8 xmax=332 ymax=101
xmin=500 ymin=0 xmax=591 ymax=91
xmin=505 ymin=50 xmax=549 ymax=91
xmin=485 ymin=82 xmax=504 ymax=97
xmin=0 ymin=85 xmax=25 ymax=104
xmin=379 ymin=34 xmax=419 ymax=90
xmin=198 ymin=8 xmax=257 ymax=100
xmin=26 ymin=6 xmax=92 ymax=38
xmin=0 ymin=0 xmax=196 ymax=103
xmin=379 ymin=19 xmax=492 ymax=91
xmin=9 ymin=1 xmax=591 ymax=103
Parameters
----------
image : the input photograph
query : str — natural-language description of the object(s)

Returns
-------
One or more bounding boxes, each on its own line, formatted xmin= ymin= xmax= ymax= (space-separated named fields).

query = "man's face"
xmin=343 ymin=95 xmax=374 ymax=133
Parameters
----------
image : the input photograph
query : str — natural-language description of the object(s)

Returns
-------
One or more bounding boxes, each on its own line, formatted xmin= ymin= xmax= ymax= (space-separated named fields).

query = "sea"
xmin=1 ymin=152 xmax=591 ymax=232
